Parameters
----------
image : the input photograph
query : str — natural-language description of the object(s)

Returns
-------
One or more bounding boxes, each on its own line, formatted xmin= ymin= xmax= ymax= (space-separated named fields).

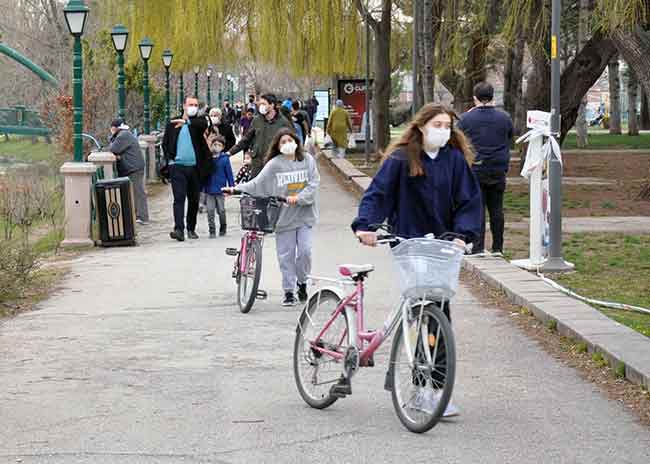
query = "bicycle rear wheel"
xmin=389 ymin=301 xmax=456 ymax=433
xmin=293 ymin=289 xmax=348 ymax=409
xmin=237 ymin=238 xmax=262 ymax=313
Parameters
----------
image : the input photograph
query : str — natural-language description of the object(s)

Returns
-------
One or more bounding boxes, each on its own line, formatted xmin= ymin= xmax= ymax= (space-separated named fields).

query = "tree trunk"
xmin=415 ymin=0 xmax=425 ymax=110
xmin=641 ymin=90 xmax=650 ymax=130
xmin=422 ymin=0 xmax=434 ymax=103
xmin=373 ymin=1 xmax=392 ymax=150
xmin=628 ymin=67 xmax=639 ymax=136
xmin=575 ymin=0 xmax=590 ymax=147
xmin=504 ymin=25 xmax=525 ymax=134
xmin=608 ymin=56 xmax=622 ymax=134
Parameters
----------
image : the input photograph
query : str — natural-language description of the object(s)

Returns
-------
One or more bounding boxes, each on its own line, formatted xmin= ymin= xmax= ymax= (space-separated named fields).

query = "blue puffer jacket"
xmin=203 ymin=153 xmax=234 ymax=194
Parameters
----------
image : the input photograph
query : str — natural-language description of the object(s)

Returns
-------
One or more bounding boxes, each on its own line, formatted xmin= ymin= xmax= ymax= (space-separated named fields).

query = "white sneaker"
xmin=136 ymin=219 xmax=149 ymax=225
xmin=474 ymin=250 xmax=491 ymax=258
xmin=409 ymin=387 xmax=459 ymax=417
xmin=490 ymin=251 xmax=504 ymax=258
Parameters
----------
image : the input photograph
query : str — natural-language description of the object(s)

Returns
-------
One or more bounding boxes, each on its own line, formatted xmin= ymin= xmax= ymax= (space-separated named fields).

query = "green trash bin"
xmin=94 ymin=177 xmax=136 ymax=247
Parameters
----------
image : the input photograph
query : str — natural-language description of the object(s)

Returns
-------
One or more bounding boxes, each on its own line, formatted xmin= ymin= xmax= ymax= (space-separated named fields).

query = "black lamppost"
xmin=206 ymin=66 xmax=213 ymax=107
xmin=110 ymin=24 xmax=128 ymax=120
xmin=179 ymin=73 xmax=185 ymax=112
xmin=138 ymin=37 xmax=154 ymax=134
xmin=162 ymin=49 xmax=173 ymax=122
xmin=217 ymin=71 xmax=223 ymax=106
xmin=63 ymin=0 xmax=89 ymax=162
xmin=194 ymin=65 xmax=199 ymax=97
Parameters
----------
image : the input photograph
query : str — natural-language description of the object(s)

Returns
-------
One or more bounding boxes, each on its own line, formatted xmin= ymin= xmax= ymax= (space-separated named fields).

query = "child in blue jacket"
xmin=204 ymin=136 xmax=234 ymax=237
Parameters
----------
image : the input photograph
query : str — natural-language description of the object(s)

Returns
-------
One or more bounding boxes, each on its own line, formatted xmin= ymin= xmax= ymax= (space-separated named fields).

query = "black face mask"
xmin=249 ymin=98 xmax=254 ymax=103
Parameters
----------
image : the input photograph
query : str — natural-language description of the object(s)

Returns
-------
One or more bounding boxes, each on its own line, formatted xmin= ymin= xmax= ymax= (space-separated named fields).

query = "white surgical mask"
xmin=186 ymin=106 xmax=198 ymax=117
xmin=210 ymin=116 xmax=220 ymax=125
xmin=258 ymin=104 xmax=269 ymax=115
xmin=280 ymin=141 xmax=297 ymax=156
xmin=423 ymin=127 xmax=451 ymax=150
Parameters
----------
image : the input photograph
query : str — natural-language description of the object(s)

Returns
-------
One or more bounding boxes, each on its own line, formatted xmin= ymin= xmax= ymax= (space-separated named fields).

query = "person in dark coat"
xmin=457 ymin=81 xmax=513 ymax=256
xmin=107 ymin=118 xmax=149 ymax=224
xmin=208 ymin=107 xmax=236 ymax=151
xmin=162 ymin=96 xmax=214 ymax=241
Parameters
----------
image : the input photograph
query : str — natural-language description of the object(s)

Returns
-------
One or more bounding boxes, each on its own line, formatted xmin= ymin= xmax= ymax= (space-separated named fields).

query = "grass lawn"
xmin=547 ymin=233 xmax=650 ymax=338
xmin=0 ymin=135 xmax=57 ymax=163
xmin=562 ymin=132 xmax=650 ymax=150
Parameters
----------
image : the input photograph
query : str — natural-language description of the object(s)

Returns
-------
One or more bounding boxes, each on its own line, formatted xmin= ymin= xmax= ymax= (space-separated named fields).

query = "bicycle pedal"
xmin=330 ymin=382 xmax=352 ymax=398
xmin=225 ymin=248 xmax=239 ymax=256
xmin=256 ymin=290 xmax=268 ymax=300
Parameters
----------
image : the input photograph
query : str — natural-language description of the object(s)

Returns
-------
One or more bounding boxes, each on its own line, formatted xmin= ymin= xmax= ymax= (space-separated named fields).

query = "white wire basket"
xmin=391 ymin=238 xmax=465 ymax=299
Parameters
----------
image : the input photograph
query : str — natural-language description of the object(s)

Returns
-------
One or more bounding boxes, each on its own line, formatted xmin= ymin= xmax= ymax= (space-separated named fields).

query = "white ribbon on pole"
xmin=516 ymin=126 xmax=562 ymax=178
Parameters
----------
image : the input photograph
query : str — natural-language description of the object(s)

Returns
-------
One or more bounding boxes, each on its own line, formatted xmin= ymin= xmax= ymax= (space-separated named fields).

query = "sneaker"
xmin=282 ymin=292 xmax=297 ymax=307
xmin=491 ymin=251 xmax=504 ymax=258
xmin=297 ymin=283 xmax=308 ymax=303
xmin=170 ymin=229 xmax=184 ymax=242
xmin=473 ymin=250 xmax=491 ymax=258
xmin=409 ymin=387 xmax=459 ymax=417
xmin=187 ymin=230 xmax=199 ymax=240
xmin=209 ymin=232 xmax=217 ymax=239
xmin=136 ymin=218 xmax=149 ymax=225
xmin=219 ymin=226 xmax=227 ymax=237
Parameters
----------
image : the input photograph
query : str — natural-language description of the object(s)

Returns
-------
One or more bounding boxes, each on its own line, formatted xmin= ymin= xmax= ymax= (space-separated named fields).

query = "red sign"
xmin=338 ymin=79 xmax=372 ymax=133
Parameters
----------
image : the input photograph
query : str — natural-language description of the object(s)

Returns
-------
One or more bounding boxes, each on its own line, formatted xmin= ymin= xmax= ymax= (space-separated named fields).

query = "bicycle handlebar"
xmin=227 ymin=189 xmax=287 ymax=203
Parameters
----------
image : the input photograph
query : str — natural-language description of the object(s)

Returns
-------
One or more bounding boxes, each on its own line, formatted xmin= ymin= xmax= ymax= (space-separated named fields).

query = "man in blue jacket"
xmin=458 ymin=82 xmax=513 ymax=256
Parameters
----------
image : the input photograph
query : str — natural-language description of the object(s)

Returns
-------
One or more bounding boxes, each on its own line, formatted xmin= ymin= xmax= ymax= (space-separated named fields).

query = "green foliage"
xmin=615 ymin=362 xmax=626 ymax=378
xmin=595 ymin=0 xmax=648 ymax=32
xmin=546 ymin=319 xmax=558 ymax=332
xmin=576 ymin=342 xmax=588 ymax=353
xmin=591 ymin=351 xmax=608 ymax=367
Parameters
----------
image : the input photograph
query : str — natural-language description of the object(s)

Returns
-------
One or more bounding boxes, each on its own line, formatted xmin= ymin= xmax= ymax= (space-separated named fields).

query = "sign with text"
xmin=313 ymin=89 xmax=330 ymax=122
xmin=338 ymin=79 xmax=373 ymax=134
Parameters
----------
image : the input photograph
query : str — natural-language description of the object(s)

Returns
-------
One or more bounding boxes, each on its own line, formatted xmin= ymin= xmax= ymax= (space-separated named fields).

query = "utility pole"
xmin=544 ymin=0 xmax=574 ymax=272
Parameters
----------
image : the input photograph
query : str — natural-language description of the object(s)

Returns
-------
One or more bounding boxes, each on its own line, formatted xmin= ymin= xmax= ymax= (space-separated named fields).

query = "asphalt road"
xmin=1 ymin=164 xmax=649 ymax=464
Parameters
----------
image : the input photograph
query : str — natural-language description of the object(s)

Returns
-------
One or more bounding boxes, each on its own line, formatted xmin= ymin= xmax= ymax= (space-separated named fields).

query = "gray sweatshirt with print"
xmin=236 ymin=154 xmax=320 ymax=233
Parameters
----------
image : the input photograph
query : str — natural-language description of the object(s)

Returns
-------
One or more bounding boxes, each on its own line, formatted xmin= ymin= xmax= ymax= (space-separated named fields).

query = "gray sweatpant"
xmin=205 ymin=194 xmax=226 ymax=233
xmin=128 ymin=170 xmax=149 ymax=222
xmin=275 ymin=225 xmax=313 ymax=292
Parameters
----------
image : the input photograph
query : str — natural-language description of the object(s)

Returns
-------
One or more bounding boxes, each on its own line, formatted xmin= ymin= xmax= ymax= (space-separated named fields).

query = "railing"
xmin=0 ymin=105 xmax=50 ymax=137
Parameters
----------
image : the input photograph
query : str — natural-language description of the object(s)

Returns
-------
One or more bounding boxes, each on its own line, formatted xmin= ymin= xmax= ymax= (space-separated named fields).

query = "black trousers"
xmin=476 ymin=172 xmax=506 ymax=253
xmin=170 ymin=164 xmax=200 ymax=232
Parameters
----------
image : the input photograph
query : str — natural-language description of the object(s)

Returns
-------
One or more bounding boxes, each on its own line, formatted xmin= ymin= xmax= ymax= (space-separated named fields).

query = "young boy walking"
xmin=203 ymin=136 xmax=234 ymax=238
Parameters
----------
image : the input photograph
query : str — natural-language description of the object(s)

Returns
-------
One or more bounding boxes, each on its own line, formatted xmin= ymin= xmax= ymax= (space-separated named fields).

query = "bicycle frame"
xmin=238 ymin=230 xmax=264 ymax=274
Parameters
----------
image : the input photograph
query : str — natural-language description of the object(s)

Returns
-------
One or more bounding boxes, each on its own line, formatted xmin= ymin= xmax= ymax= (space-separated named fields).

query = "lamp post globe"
xmin=162 ymin=49 xmax=173 ymax=122
xmin=111 ymin=24 xmax=128 ymax=120
xmin=138 ymin=37 xmax=154 ymax=134
xmin=64 ymin=0 xmax=89 ymax=162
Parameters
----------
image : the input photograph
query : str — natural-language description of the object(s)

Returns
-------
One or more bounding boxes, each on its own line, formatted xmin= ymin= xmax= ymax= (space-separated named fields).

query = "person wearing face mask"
xmin=225 ymin=93 xmax=294 ymax=178
xmin=223 ymin=129 xmax=320 ymax=307
xmin=162 ymin=96 xmax=214 ymax=241
xmin=351 ymin=103 xmax=482 ymax=418
xmin=202 ymin=135 xmax=234 ymax=238
xmin=208 ymin=108 xmax=236 ymax=151
xmin=457 ymin=81 xmax=513 ymax=257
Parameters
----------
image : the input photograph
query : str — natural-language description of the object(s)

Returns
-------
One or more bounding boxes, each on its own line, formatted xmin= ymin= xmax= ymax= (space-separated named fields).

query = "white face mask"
xmin=210 ymin=116 xmax=220 ymax=125
xmin=280 ymin=141 xmax=297 ymax=156
xmin=186 ymin=106 xmax=198 ymax=117
xmin=258 ymin=104 xmax=269 ymax=115
xmin=423 ymin=127 xmax=451 ymax=150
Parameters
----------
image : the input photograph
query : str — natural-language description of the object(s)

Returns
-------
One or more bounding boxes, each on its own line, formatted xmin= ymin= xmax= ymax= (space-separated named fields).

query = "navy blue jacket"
xmin=351 ymin=146 xmax=482 ymax=243
xmin=203 ymin=153 xmax=234 ymax=194
xmin=458 ymin=106 xmax=513 ymax=174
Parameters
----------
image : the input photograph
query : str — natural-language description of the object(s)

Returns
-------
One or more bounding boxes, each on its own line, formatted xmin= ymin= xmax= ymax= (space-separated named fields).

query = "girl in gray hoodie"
xmin=224 ymin=129 xmax=320 ymax=306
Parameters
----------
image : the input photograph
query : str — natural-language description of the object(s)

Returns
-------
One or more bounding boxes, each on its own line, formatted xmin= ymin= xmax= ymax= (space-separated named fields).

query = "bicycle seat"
xmin=338 ymin=264 xmax=374 ymax=277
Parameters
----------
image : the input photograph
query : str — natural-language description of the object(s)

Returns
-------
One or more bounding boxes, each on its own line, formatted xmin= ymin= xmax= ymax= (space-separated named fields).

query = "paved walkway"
xmin=508 ymin=216 xmax=650 ymax=234
xmin=1 ymin=166 xmax=649 ymax=463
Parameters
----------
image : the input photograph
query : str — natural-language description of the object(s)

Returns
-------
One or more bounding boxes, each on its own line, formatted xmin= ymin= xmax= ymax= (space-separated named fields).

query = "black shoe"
xmin=209 ymin=232 xmax=217 ymax=239
xmin=219 ymin=226 xmax=227 ymax=236
xmin=282 ymin=292 xmax=296 ymax=307
xmin=170 ymin=229 xmax=184 ymax=242
xmin=297 ymin=283 xmax=308 ymax=303
xmin=187 ymin=230 xmax=199 ymax=240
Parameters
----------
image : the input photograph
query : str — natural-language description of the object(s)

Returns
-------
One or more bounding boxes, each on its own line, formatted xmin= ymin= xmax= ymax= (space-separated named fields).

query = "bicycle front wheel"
xmin=237 ymin=238 xmax=262 ymax=313
xmin=389 ymin=301 xmax=456 ymax=433
xmin=293 ymin=289 xmax=348 ymax=409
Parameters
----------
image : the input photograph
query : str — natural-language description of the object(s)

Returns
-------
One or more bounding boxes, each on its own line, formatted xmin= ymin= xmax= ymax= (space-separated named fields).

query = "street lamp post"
xmin=206 ymin=66 xmax=213 ymax=107
xmin=217 ymin=72 xmax=223 ymax=107
xmin=543 ymin=0 xmax=573 ymax=272
xmin=365 ymin=3 xmax=371 ymax=166
xmin=194 ymin=65 xmax=199 ymax=97
xmin=179 ymin=73 xmax=185 ymax=111
xmin=110 ymin=24 xmax=128 ymax=120
xmin=63 ymin=0 xmax=89 ymax=162
xmin=138 ymin=37 xmax=154 ymax=134
xmin=162 ymin=49 xmax=173 ymax=122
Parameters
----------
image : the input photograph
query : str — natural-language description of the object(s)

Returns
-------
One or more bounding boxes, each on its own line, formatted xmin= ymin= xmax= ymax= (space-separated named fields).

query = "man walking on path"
xmin=108 ymin=118 xmax=149 ymax=225
xmin=226 ymin=93 xmax=294 ymax=178
xmin=458 ymin=82 xmax=513 ymax=256
xmin=162 ymin=96 xmax=214 ymax=242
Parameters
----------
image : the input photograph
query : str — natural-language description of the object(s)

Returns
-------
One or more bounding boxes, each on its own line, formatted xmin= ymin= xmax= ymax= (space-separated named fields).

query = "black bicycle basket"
xmin=239 ymin=196 xmax=282 ymax=232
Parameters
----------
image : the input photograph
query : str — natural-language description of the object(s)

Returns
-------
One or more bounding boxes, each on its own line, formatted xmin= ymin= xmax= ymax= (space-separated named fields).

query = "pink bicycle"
xmin=293 ymin=226 xmax=467 ymax=433
xmin=225 ymin=192 xmax=286 ymax=313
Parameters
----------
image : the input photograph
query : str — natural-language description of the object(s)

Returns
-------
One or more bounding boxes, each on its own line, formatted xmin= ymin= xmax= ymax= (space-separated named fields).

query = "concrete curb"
xmin=320 ymin=148 xmax=650 ymax=389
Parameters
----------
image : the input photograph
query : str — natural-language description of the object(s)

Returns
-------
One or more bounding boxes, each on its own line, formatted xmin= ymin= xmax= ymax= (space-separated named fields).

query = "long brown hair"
xmin=384 ymin=104 xmax=474 ymax=177
xmin=265 ymin=128 xmax=304 ymax=164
